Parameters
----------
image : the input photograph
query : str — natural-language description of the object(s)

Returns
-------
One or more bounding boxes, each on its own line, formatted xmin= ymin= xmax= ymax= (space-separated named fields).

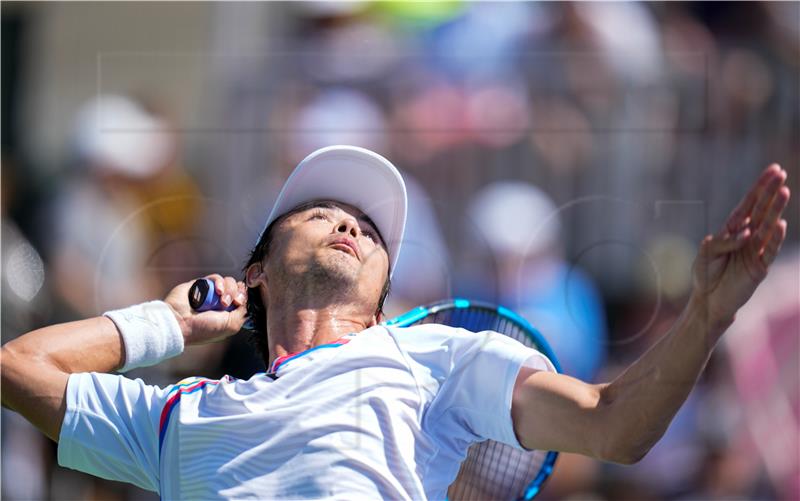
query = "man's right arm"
xmin=1 ymin=274 xmax=247 ymax=442
xmin=1 ymin=317 xmax=125 ymax=441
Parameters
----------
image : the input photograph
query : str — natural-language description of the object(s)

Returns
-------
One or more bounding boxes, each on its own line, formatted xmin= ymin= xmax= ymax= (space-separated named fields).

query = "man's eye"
xmin=309 ymin=211 xmax=328 ymax=220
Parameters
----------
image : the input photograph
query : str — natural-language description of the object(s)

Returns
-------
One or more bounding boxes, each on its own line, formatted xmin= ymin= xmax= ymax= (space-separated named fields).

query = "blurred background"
xmin=2 ymin=1 xmax=798 ymax=500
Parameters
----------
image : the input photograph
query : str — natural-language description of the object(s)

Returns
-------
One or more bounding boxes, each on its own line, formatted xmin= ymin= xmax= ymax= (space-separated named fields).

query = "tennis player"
xmin=1 ymin=146 xmax=790 ymax=499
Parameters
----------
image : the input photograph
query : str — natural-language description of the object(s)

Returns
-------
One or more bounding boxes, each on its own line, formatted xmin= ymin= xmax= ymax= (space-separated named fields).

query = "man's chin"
xmin=313 ymin=253 xmax=361 ymax=283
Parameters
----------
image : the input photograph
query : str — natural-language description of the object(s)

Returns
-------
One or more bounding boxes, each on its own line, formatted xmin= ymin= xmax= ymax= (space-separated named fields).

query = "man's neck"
xmin=265 ymin=306 xmax=374 ymax=369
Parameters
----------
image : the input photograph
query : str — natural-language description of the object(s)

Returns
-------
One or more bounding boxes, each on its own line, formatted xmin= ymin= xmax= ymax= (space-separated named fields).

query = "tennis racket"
xmin=383 ymin=298 xmax=561 ymax=501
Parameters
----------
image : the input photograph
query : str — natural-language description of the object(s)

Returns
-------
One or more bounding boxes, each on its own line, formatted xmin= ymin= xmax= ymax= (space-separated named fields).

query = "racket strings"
xmin=414 ymin=307 xmax=549 ymax=501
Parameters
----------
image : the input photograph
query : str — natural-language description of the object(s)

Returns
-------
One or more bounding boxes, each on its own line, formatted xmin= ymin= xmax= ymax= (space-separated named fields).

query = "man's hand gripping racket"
xmin=163 ymin=274 xmax=249 ymax=346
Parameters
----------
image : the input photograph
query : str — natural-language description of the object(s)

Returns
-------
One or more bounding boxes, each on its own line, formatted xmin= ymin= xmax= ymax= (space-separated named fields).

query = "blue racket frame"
xmin=383 ymin=298 xmax=561 ymax=501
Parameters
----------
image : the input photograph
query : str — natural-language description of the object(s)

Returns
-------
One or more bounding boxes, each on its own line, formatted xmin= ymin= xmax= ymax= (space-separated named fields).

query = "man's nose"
xmin=336 ymin=217 xmax=359 ymax=238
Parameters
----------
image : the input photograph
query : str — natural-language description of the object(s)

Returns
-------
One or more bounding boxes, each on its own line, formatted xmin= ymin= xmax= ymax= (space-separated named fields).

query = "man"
xmin=1 ymin=145 xmax=791 ymax=499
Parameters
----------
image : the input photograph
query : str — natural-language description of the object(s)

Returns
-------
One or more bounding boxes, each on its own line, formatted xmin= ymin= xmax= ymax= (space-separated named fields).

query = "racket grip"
xmin=188 ymin=278 xmax=237 ymax=312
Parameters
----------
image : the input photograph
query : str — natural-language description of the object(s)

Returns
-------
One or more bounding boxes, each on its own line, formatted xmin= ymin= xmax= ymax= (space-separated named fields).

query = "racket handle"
xmin=188 ymin=278 xmax=237 ymax=312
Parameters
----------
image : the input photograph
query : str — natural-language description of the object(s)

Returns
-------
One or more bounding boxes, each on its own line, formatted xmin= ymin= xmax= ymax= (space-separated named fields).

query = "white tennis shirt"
xmin=58 ymin=323 xmax=555 ymax=500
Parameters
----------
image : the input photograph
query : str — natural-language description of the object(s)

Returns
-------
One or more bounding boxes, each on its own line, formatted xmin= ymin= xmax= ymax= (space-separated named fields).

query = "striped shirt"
xmin=57 ymin=323 xmax=555 ymax=500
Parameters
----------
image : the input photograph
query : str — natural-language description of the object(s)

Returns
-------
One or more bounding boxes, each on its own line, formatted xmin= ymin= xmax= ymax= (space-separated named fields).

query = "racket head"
xmin=383 ymin=298 xmax=561 ymax=501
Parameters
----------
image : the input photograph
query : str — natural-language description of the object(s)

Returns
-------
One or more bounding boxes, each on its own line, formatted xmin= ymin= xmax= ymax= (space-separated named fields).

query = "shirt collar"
xmin=267 ymin=334 xmax=355 ymax=377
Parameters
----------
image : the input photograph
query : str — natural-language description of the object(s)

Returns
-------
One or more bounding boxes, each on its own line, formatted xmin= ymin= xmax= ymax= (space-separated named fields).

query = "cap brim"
xmin=261 ymin=145 xmax=407 ymax=275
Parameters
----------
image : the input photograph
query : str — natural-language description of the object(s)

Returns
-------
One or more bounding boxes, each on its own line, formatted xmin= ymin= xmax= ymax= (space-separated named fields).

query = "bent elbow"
xmin=595 ymin=424 xmax=652 ymax=464
xmin=604 ymin=444 xmax=651 ymax=465
xmin=617 ymin=449 xmax=649 ymax=465
xmin=594 ymin=386 xmax=655 ymax=465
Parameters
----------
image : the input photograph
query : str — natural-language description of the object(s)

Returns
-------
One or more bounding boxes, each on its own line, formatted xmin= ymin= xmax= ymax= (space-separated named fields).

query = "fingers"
xmin=760 ymin=219 xmax=787 ymax=269
xmin=750 ymin=185 xmax=790 ymax=252
xmin=724 ymin=164 xmax=782 ymax=234
xmin=235 ymin=282 xmax=247 ymax=306
xmin=221 ymin=276 xmax=236 ymax=306
xmin=205 ymin=274 xmax=226 ymax=295
xmin=749 ymin=169 xmax=787 ymax=235
xmin=204 ymin=273 xmax=246 ymax=308
xmin=700 ymin=231 xmax=749 ymax=259
xmin=717 ymin=216 xmax=750 ymax=239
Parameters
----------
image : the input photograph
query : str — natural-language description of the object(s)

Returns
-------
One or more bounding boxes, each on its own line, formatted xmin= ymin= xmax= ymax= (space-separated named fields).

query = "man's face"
xmin=263 ymin=200 xmax=389 ymax=311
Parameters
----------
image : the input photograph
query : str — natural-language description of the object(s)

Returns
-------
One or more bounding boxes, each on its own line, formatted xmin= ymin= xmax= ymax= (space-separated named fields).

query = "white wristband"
xmin=104 ymin=300 xmax=185 ymax=372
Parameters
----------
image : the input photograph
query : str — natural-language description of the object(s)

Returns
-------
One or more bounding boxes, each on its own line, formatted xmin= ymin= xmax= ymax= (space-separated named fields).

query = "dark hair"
xmin=242 ymin=200 xmax=392 ymax=366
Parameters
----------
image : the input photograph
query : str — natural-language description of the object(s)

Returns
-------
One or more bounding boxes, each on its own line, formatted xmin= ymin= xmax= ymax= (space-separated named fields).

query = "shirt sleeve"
xmin=397 ymin=325 xmax=556 ymax=453
xmin=57 ymin=372 xmax=170 ymax=492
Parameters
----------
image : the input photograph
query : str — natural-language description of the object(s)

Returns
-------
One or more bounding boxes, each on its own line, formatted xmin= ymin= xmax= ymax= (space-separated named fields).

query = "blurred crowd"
xmin=2 ymin=2 xmax=798 ymax=500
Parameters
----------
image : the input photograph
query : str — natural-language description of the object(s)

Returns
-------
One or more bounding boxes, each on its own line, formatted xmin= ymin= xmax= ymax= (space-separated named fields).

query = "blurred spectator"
xmin=46 ymin=94 xmax=202 ymax=319
xmin=288 ymin=88 xmax=388 ymax=160
xmin=46 ymin=95 xmax=168 ymax=316
xmin=465 ymin=181 xmax=607 ymax=382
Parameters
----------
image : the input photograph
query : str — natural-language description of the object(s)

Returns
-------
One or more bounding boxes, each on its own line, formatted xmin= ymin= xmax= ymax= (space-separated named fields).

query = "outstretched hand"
xmin=691 ymin=164 xmax=790 ymax=328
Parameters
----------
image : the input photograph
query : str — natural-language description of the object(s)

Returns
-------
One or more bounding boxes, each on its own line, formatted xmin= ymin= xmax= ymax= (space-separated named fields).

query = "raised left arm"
xmin=512 ymin=164 xmax=790 ymax=463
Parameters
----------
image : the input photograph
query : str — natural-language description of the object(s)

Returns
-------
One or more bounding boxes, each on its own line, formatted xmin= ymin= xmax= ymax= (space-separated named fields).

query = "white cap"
xmin=260 ymin=145 xmax=407 ymax=276
xmin=467 ymin=181 xmax=561 ymax=258
xmin=74 ymin=94 xmax=172 ymax=178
